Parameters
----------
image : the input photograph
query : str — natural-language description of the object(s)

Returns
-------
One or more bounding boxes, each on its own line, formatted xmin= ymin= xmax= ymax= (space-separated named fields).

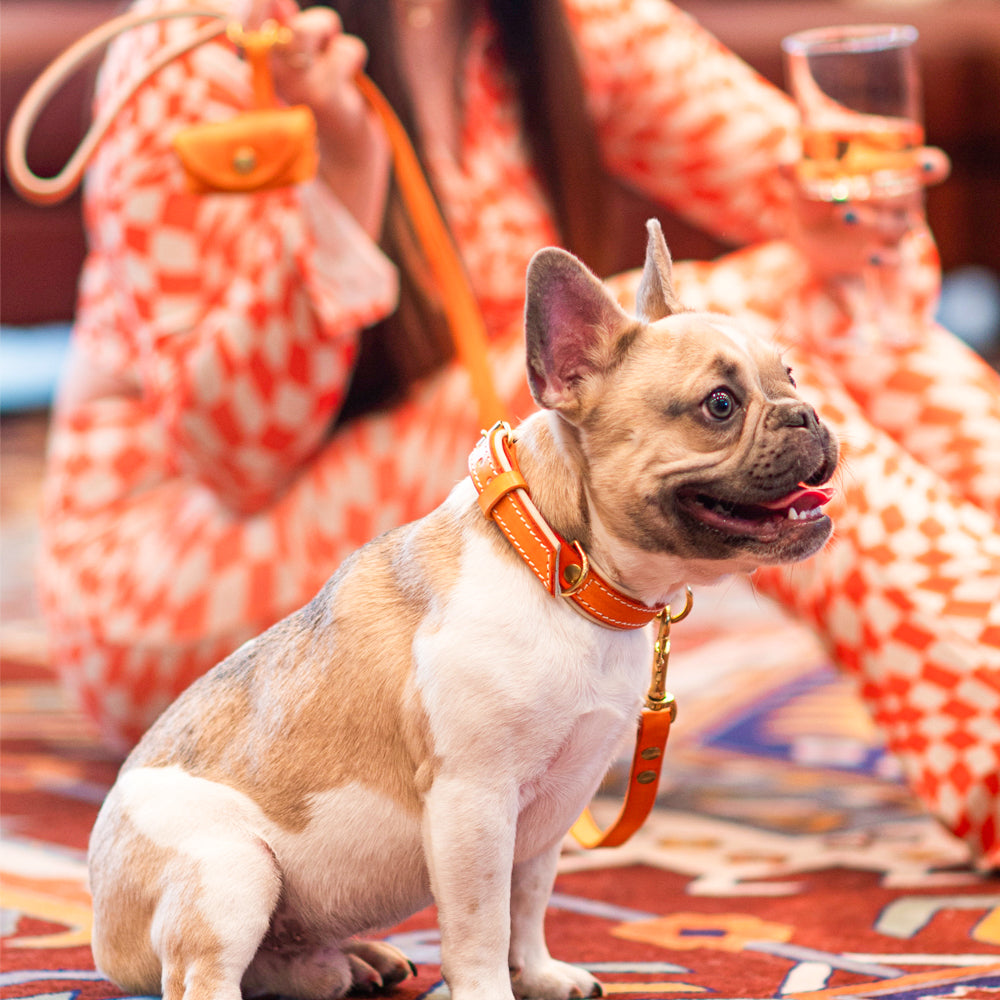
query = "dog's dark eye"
xmin=787 ymin=367 xmax=797 ymax=388
xmin=704 ymin=388 xmax=737 ymax=421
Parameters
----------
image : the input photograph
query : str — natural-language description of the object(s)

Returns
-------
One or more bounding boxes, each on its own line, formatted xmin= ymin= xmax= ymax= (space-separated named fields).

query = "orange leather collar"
xmin=469 ymin=423 xmax=666 ymax=630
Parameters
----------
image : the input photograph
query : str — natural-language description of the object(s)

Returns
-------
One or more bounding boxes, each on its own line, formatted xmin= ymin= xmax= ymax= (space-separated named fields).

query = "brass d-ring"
xmin=668 ymin=585 xmax=694 ymax=624
xmin=559 ymin=541 xmax=590 ymax=597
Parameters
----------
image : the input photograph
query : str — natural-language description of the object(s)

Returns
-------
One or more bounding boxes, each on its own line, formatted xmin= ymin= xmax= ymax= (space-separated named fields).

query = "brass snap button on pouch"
xmin=232 ymin=146 xmax=257 ymax=175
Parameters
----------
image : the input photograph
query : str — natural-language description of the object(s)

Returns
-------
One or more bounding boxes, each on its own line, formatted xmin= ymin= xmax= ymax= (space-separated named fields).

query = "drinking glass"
xmin=782 ymin=24 xmax=928 ymax=342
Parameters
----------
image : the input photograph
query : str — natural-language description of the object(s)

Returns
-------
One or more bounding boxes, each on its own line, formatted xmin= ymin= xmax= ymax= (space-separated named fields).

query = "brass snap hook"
xmin=668 ymin=584 xmax=694 ymax=624
xmin=645 ymin=585 xmax=693 ymax=714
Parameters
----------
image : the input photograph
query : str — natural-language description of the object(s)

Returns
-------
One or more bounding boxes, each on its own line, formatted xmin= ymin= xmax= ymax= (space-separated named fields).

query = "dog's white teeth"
xmin=787 ymin=506 xmax=820 ymax=522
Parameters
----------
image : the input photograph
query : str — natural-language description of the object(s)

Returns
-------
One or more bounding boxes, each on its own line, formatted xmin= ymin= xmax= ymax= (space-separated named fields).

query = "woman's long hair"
xmin=332 ymin=0 xmax=611 ymax=425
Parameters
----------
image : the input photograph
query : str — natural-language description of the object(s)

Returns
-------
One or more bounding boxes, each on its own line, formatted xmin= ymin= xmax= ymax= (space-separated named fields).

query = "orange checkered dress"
xmin=39 ymin=0 xmax=1000 ymax=864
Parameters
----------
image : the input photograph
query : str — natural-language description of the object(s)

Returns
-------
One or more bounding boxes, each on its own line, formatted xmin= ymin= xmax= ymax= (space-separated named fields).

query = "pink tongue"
xmin=758 ymin=485 xmax=835 ymax=512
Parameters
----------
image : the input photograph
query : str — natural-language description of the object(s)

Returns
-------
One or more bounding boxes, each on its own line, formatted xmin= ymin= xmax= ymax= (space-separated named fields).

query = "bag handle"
xmin=5 ymin=7 xmax=230 ymax=206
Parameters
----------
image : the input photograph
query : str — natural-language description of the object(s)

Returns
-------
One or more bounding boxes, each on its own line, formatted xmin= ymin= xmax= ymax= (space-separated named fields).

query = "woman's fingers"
xmin=916 ymin=145 xmax=950 ymax=187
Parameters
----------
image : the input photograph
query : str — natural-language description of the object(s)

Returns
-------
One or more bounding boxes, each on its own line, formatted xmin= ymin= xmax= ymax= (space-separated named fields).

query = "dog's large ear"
xmin=525 ymin=247 xmax=636 ymax=414
xmin=635 ymin=218 xmax=682 ymax=323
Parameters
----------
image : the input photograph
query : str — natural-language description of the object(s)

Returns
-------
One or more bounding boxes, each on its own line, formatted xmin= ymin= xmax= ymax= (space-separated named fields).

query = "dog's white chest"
xmin=414 ymin=521 xmax=650 ymax=854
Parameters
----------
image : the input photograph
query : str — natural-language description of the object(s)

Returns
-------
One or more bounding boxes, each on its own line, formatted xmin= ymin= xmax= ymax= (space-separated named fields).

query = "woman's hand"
xmin=247 ymin=0 xmax=392 ymax=238
xmin=784 ymin=146 xmax=950 ymax=340
xmin=787 ymin=146 xmax=950 ymax=282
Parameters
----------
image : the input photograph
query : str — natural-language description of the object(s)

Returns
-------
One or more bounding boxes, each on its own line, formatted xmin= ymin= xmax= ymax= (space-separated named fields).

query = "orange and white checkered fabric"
xmin=39 ymin=0 xmax=999 ymax=865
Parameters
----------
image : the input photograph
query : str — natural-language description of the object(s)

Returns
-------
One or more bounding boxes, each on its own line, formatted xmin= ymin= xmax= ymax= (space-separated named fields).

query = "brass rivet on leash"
xmin=636 ymin=770 xmax=658 ymax=784
xmin=232 ymin=146 xmax=258 ymax=174
xmin=640 ymin=747 xmax=662 ymax=760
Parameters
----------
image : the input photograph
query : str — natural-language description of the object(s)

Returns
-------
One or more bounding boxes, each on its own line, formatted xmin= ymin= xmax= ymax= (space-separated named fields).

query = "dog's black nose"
xmin=770 ymin=403 xmax=819 ymax=432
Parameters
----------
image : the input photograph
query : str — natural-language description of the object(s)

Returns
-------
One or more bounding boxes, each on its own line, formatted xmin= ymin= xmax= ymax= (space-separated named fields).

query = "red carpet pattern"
xmin=3 ymin=594 xmax=998 ymax=999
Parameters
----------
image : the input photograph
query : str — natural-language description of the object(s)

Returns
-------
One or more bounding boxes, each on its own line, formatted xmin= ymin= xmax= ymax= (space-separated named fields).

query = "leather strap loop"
xmin=476 ymin=469 xmax=528 ymax=518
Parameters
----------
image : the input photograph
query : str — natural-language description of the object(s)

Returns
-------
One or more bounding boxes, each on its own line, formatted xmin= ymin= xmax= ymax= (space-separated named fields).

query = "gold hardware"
xmin=655 ymin=693 xmax=678 ymax=723
xmin=232 ymin=146 xmax=258 ymax=174
xmin=559 ymin=541 xmax=590 ymax=597
xmin=226 ymin=19 xmax=293 ymax=50
xmin=645 ymin=586 xmax=692 ymax=712
xmin=668 ymin=585 xmax=694 ymax=624
xmin=636 ymin=770 xmax=658 ymax=784
xmin=640 ymin=747 xmax=662 ymax=761
xmin=645 ymin=693 xmax=677 ymax=721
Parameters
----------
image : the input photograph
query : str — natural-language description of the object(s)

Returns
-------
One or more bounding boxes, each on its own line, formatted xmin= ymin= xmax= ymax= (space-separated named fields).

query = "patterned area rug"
xmin=3 ymin=579 xmax=998 ymax=1000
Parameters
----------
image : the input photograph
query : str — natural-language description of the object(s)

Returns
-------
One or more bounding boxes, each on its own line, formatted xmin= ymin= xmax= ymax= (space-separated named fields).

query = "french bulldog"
xmin=88 ymin=219 xmax=838 ymax=1000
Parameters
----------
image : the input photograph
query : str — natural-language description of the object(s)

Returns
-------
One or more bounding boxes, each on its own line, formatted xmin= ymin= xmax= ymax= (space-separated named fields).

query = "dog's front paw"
xmin=511 ymin=960 xmax=603 ymax=999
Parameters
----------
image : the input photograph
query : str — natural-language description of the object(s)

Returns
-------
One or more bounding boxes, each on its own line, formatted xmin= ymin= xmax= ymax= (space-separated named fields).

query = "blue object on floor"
xmin=0 ymin=323 xmax=72 ymax=413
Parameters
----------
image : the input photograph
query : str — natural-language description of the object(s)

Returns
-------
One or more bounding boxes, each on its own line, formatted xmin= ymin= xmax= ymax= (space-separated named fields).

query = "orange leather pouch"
xmin=172 ymin=105 xmax=317 ymax=194
xmin=171 ymin=20 xmax=317 ymax=195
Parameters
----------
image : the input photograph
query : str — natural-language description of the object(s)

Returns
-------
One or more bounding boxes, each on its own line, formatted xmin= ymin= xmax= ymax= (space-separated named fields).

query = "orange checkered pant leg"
xmin=660 ymin=249 xmax=1000 ymax=868
xmin=755 ymin=354 xmax=1000 ymax=869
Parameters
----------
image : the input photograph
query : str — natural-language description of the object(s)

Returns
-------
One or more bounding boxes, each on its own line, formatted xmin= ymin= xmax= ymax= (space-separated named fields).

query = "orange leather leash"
xmin=469 ymin=422 xmax=693 ymax=847
xmin=355 ymin=74 xmax=505 ymax=430
xmin=571 ymin=597 xmax=691 ymax=848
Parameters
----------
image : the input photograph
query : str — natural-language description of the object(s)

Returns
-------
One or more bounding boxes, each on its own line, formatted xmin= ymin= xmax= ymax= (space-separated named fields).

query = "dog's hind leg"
xmin=153 ymin=834 xmax=282 ymax=1000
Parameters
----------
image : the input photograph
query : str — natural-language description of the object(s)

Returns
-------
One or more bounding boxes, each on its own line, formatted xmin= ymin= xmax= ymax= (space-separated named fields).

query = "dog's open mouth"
xmin=679 ymin=485 xmax=834 ymax=539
